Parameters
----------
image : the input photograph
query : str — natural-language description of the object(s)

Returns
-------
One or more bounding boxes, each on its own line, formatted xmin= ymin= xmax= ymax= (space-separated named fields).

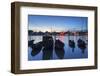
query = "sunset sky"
xmin=28 ymin=15 xmax=88 ymax=32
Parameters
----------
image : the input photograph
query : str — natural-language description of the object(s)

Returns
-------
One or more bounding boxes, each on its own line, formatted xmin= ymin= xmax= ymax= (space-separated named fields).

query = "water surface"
xmin=28 ymin=35 xmax=88 ymax=60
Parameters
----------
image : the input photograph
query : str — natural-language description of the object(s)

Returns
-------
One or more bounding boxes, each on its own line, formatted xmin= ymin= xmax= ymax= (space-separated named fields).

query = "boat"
xmin=28 ymin=40 xmax=34 ymax=48
xmin=55 ymin=39 xmax=65 ymax=49
xmin=42 ymin=35 xmax=53 ymax=60
xmin=69 ymin=40 xmax=75 ymax=52
xmin=77 ymin=39 xmax=86 ymax=53
xmin=55 ymin=39 xmax=65 ymax=59
xmin=31 ymin=41 xmax=43 ymax=56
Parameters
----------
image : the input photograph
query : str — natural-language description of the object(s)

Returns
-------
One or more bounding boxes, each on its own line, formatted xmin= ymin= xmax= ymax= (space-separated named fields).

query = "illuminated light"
xmin=60 ymin=32 xmax=65 ymax=36
xmin=59 ymin=32 xmax=65 ymax=42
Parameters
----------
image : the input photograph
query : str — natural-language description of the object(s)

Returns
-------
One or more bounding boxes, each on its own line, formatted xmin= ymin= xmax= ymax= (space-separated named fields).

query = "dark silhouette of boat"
xmin=31 ymin=41 xmax=43 ymax=56
xmin=28 ymin=40 xmax=42 ymax=56
xmin=28 ymin=34 xmax=65 ymax=60
xmin=28 ymin=40 xmax=34 ymax=48
xmin=69 ymin=40 xmax=75 ymax=52
xmin=55 ymin=39 xmax=64 ymax=49
xmin=42 ymin=35 xmax=53 ymax=60
xmin=55 ymin=39 xmax=65 ymax=59
xmin=77 ymin=39 xmax=86 ymax=54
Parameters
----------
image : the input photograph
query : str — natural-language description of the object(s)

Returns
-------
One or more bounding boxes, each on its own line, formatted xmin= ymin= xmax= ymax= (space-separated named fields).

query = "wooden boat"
xmin=28 ymin=40 xmax=34 ymax=48
xmin=77 ymin=39 xmax=86 ymax=53
xmin=31 ymin=41 xmax=43 ymax=56
xmin=69 ymin=40 xmax=75 ymax=52
xmin=55 ymin=39 xmax=65 ymax=59
xmin=42 ymin=35 xmax=53 ymax=60
xmin=69 ymin=40 xmax=75 ymax=48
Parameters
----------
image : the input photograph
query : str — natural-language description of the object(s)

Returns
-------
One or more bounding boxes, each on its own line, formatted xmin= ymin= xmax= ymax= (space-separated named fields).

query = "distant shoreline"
xmin=28 ymin=34 xmax=88 ymax=36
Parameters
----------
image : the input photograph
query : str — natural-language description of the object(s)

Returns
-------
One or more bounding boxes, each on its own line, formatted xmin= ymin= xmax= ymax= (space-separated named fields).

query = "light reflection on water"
xmin=28 ymin=35 xmax=88 ymax=60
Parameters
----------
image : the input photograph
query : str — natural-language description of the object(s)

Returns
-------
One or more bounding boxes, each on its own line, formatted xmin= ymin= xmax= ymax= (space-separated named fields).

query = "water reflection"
xmin=28 ymin=35 xmax=88 ymax=60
